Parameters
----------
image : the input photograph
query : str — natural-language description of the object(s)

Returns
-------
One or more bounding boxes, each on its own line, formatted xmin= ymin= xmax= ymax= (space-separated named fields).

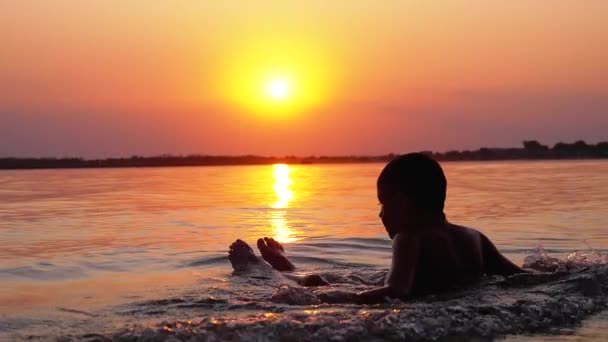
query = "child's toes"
xmin=264 ymin=237 xmax=277 ymax=250
xmin=257 ymin=238 xmax=268 ymax=251
xmin=269 ymin=238 xmax=282 ymax=250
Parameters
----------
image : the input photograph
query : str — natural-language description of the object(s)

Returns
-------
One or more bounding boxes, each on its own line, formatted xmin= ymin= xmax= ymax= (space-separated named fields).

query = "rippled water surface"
xmin=1 ymin=160 xmax=607 ymax=340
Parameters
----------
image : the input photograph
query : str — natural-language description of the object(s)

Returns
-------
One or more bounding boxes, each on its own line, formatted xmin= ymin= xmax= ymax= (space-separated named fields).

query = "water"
xmin=0 ymin=160 xmax=607 ymax=340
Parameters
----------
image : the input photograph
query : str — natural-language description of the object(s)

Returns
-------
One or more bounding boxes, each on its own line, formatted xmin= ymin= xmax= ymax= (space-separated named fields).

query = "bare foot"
xmin=228 ymin=239 xmax=260 ymax=272
xmin=257 ymin=237 xmax=295 ymax=272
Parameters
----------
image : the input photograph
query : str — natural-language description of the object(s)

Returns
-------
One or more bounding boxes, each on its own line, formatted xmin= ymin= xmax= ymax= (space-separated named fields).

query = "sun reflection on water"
xmin=271 ymin=164 xmax=293 ymax=209
xmin=270 ymin=164 xmax=298 ymax=243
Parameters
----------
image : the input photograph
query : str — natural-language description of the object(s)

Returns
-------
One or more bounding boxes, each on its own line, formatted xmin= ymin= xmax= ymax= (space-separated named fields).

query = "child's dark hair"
xmin=377 ymin=153 xmax=447 ymax=216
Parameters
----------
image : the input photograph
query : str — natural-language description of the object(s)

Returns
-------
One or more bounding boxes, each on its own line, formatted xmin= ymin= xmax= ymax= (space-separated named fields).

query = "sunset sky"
xmin=1 ymin=1 xmax=607 ymax=157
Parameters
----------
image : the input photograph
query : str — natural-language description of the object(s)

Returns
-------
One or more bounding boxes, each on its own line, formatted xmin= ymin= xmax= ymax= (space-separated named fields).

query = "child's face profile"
xmin=377 ymin=185 xmax=411 ymax=239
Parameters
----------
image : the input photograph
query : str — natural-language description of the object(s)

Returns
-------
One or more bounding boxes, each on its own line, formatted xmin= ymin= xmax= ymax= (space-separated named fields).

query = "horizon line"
xmin=1 ymin=139 xmax=606 ymax=160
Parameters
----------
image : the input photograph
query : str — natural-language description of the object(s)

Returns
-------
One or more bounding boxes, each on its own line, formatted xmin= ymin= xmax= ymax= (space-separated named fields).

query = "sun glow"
xmin=220 ymin=36 xmax=336 ymax=117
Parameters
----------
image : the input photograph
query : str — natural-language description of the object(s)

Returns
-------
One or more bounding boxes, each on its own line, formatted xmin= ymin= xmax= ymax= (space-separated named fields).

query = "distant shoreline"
xmin=1 ymin=140 xmax=606 ymax=170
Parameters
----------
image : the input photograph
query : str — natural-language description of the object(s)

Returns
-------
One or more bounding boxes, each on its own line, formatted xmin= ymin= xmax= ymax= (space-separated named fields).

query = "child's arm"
xmin=480 ymin=233 xmax=524 ymax=275
xmin=356 ymin=233 xmax=419 ymax=303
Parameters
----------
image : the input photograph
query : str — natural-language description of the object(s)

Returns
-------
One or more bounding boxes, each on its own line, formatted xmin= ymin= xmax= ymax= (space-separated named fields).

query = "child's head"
xmin=377 ymin=153 xmax=447 ymax=237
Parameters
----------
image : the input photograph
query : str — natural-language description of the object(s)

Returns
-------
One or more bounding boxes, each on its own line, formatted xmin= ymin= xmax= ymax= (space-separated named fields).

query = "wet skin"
xmin=228 ymin=186 xmax=524 ymax=303
xmin=228 ymin=237 xmax=294 ymax=273
xmin=257 ymin=237 xmax=295 ymax=272
xmin=228 ymin=239 xmax=263 ymax=272
xmin=354 ymin=186 xmax=525 ymax=303
xmin=228 ymin=238 xmax=329 ymax=287
xmin=228 ymin=226 xmax=523 ymax=304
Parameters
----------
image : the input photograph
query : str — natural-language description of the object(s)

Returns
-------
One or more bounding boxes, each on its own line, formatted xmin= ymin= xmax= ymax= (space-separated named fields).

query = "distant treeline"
xmin=430 ymin=140 xmax=608 ymax=161
xmin=1 ymin=140 xmax=607 ymax=170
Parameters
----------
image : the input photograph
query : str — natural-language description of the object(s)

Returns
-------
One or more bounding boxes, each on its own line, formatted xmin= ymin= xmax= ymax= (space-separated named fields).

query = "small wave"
xmin=50 ymin=249 xmax=608 ymax=341
xmin=0 ymin=265 xmax=88 ymax=281
xmin=183 ymin=253 xmax=377 ymax=270
xmin=292 ymin=241 xmax=391 ymax=252
xmin=286 ymin=256 xmax=373 ymax=268
xmin=185 ymin=255 xmax=229 ymax=267
xmin=84 ymin=266 xmax=608 ymax=341
xmin=334 ymin=237 xmax=392 ymax=246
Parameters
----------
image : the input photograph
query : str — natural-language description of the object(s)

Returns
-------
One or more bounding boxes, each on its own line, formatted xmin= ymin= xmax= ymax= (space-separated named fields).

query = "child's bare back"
xmin=389 ymin=223 xmax=522 ymax=297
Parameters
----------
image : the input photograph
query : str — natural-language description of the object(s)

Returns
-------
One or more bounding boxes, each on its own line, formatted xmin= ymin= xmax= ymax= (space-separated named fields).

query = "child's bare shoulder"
xmin=391 ymin=231 xmax=420 ymax=248
xmin=446 ymin=223 xmax=483 ymax=239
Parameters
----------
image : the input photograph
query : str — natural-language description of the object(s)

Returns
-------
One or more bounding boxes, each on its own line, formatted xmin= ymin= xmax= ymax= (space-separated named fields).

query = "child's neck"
xmin=405 ymin=213 xmax=446 ymax=232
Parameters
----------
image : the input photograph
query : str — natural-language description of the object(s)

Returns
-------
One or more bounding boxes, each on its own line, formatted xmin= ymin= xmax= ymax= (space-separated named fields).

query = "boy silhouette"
xmin=229 ymin=153 xmax=524 ymax=302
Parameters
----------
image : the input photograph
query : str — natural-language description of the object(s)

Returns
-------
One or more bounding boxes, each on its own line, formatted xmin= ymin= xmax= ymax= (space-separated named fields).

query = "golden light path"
xmin=270 ymin=164 xmax=297 ymax=243
xmin=271 ymin=164 xmax=293 ymax=209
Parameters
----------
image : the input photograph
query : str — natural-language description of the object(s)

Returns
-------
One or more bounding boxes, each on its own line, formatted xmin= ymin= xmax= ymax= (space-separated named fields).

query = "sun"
xmin=267 ymin=79 xmax=290 ymax=100
xmin=220 ymin=36 xmax=339 ymax=116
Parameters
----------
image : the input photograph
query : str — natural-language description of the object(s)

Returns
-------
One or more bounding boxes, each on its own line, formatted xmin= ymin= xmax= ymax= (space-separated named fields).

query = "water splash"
xmin=524 ymin=244 xmax=608 ymax=272
xmin=83 ymin=263 xmax=608 ymax=342
xmin=12 ymin=248 xmax=608 ymax=341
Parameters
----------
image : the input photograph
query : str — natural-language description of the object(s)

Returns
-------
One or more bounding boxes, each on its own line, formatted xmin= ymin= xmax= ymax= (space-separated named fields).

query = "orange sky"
xmin=1 ymin=1 xmax=607 ymax=157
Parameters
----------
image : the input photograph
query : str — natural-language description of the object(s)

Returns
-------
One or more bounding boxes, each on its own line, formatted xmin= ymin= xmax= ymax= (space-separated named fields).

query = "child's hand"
xmin=355 ymin=286 xmax=395 ymax=304
xmin=355 ymin=291 xmax=375 ymax=304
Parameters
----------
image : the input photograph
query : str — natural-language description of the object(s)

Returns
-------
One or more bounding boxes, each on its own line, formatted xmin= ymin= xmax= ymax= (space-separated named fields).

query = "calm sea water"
xmin=1 ymin=160 xmax=607 ymax=340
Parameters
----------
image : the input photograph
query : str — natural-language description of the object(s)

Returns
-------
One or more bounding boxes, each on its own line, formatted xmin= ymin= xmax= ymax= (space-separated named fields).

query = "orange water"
xmin=1 ymin=160 xmax=607 ymax=337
